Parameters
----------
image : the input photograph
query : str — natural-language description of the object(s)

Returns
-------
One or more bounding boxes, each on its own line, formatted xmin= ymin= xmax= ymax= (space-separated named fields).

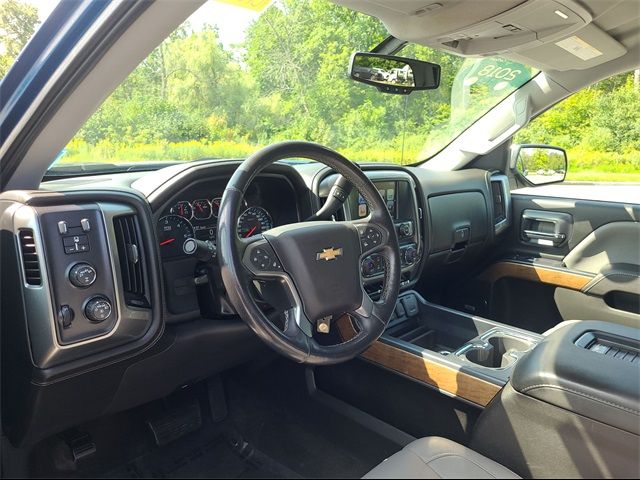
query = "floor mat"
xmin=223 ymin=361 xmax=399 ymax=478
xmin=29 ymin=359 xmax=399 ymax=479
xmin=103 ymin=428 xmax=300 ymax=479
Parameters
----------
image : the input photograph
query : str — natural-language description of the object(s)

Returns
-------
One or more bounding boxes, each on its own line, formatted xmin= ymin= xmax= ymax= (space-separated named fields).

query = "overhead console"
xmin=335 ymin=0 xmax=627 ymax=71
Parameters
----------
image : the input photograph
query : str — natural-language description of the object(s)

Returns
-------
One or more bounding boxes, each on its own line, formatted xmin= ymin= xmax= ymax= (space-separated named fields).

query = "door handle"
xmin=523 ymin=230 xmax=566 ymax=244
xmin=520 ymin=209 xmax=572 ymax=247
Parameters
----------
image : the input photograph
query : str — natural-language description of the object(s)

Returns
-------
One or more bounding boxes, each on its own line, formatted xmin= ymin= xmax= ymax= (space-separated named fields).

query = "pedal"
xmin=147 ymin=397 xmax=202 ymax=447
xmin=62 ymin=430 xmax=96 ymax=462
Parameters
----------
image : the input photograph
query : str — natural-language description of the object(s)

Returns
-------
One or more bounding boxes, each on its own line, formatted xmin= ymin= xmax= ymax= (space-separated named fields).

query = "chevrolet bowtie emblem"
xmin=316 ymin=247 xmax=343 ymax=261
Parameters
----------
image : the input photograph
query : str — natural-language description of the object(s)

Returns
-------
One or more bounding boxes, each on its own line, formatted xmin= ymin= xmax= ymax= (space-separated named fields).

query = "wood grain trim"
xmin=336 ymin=317 xmax=501 ymax=407
xmin=479 ymin=261 xmax=593 ymax=291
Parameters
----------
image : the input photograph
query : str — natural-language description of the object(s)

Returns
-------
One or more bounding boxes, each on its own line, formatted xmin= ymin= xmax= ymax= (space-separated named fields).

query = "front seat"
xmin=364 ymin=437 xmax=520 ymax=479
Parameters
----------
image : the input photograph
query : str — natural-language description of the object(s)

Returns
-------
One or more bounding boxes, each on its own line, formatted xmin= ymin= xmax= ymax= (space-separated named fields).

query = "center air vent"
xmin=19 ymin=229 xmax=42 ymax=286
xmin=113 ymin=215 xmax=149 ymax=308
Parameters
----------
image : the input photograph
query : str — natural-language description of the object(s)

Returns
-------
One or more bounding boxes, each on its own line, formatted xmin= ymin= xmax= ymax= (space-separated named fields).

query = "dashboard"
xmin=0 ymin=158 xmax=509 ymax=447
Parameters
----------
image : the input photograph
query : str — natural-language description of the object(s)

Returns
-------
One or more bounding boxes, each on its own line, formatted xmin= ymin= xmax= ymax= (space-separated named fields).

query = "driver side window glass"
xmin=514 ymin=70 xmax=640 ymax=183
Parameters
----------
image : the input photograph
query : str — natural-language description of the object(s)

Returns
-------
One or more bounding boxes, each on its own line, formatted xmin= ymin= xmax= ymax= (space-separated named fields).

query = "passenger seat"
xmin=364 ymin=437 xmax=520 ymax=479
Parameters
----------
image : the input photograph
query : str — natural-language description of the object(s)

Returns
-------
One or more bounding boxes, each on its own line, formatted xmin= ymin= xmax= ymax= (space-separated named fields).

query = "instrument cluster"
xmin=157 ymin=196 xmax=274 ymax=259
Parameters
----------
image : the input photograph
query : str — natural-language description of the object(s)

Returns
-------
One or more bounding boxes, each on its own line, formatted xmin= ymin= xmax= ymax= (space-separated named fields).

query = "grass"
xmin=58 ymin=139 xmax=640 ymax=182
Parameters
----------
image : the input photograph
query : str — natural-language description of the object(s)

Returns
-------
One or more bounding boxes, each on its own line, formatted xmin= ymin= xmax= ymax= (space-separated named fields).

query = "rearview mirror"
xmin=513 ymin=144 xmax=568 ymax=185
xmin=349 ymin=52 xmax=440 ymax=95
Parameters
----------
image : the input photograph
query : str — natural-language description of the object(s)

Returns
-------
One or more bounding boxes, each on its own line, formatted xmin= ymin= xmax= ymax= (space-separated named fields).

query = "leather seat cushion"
xmin=364 ymin=437 xmax=520 ymax=479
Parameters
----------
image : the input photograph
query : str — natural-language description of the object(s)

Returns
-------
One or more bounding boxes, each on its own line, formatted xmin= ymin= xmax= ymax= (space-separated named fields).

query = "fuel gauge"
xmin=170 ymin=201 xmax=193 ymax=219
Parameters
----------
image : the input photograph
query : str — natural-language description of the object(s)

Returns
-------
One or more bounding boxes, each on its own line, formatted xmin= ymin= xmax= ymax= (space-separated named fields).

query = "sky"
xmin=25 ymin=0 xmax=263 ymax=49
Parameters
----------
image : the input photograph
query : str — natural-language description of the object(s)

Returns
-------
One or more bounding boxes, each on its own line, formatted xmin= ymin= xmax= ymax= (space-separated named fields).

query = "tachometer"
xmin=157 ymin=215 xmax=194 ymax=258
xmin=237 ymin=207 xmax=273 ymax=238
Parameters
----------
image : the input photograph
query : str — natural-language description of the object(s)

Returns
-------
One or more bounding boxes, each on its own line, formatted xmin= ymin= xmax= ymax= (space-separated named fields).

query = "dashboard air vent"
xmin=114 ymin=215 xmax=149 ymax=308
xmin=19 ymin=229 xmax=42 ymax=286
xmin=490 ymin=174 xmax=511 ymax=235
xmin=491 ymin=181 xmax=506 ymax=224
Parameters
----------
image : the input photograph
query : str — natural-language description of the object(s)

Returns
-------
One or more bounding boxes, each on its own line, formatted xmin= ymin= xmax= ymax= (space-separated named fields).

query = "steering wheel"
xmin=217 ymin=141 xmax=401 ymax=365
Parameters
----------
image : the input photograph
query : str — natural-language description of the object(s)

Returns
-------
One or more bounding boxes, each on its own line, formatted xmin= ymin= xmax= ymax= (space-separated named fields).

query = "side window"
xmin=514 ymin=70 xmax=640 ymax=183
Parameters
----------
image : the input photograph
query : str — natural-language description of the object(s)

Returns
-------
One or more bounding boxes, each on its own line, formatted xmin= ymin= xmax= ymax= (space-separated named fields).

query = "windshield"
xmin=47 ymin=0 xmax=536 ymax=170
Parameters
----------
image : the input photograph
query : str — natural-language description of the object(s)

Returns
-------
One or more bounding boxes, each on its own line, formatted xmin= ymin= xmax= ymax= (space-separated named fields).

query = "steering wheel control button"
xmin=57 ymin=221 xmax=68 ymax=235
xmin=63 ymin=234 xmax=90 ymax=254
xmin=57 ymin=305 xmax=75 ymax=329
xmin=401 ymin=244 xmax=418 ymax=266
xmin=250 ymin=246 xmax=282 ymax=272
xmin=84 ymin=296 xmax=112 ymax=323
xmin=359 ymin=226 xmax=383 ymax=251
xmin=80 ymin=218 xmax=91 ymax=232
xmin=69 ymin=263 xmax=97 ymax=288
xmin=397 ymin=221 xmax=413 ymax=238
xmin=361 ymin=254 xmax=384 ymax=277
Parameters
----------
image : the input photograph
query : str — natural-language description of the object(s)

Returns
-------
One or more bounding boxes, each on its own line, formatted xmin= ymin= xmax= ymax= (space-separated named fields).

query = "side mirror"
xmin=349 ymin=52 xmax=440 ymax=95
xmin=513 ymin=144 xmax=568 ymax=185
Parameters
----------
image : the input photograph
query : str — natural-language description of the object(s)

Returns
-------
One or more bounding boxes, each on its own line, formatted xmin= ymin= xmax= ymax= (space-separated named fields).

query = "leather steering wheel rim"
xmin=217 ymin=141 xmax=401 ymax=365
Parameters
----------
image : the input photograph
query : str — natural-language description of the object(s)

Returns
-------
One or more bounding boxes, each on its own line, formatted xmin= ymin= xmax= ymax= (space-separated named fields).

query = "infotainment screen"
xmin=352 ymin=181 xmax=397 ymax=219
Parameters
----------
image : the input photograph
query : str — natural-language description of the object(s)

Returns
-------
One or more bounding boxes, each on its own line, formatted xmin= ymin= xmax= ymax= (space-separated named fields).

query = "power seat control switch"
xmin=69 ymin=262 xmax=97 ymax=288
xmin=84 ymin=296 xmax=112 ymax=323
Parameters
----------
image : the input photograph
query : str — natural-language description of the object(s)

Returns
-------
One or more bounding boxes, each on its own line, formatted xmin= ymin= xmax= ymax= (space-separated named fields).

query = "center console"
xmin=380 ymin=291 xmax=542 ymax=385
xmin=471 ymin=320 xmax=640 ymax=478
xmin=341 ymin=291 xmax=640 ymax=479
xmin=337 ymin=289 xmax=543 ymax=407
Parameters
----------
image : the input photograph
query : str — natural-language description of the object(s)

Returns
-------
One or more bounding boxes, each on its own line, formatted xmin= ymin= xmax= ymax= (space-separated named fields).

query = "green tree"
xmin=0 ymin=0 xmax=39 ymax=77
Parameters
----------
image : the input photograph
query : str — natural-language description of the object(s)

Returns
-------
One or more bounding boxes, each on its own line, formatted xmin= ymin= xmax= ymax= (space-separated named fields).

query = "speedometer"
xmin=157 ymin=215 xmax=194 ymax=258
xmin=237 ymin=207 xmax=273 ymax=238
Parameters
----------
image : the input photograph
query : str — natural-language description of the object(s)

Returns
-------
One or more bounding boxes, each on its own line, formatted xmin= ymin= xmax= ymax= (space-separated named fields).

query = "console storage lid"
xmin=511 ymin=320 xmax=640 ymax=435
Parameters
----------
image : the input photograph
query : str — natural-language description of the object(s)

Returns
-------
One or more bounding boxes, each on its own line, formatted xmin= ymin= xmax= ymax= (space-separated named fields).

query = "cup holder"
xmin=461 ymin=334 xmax=535 ymax=369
